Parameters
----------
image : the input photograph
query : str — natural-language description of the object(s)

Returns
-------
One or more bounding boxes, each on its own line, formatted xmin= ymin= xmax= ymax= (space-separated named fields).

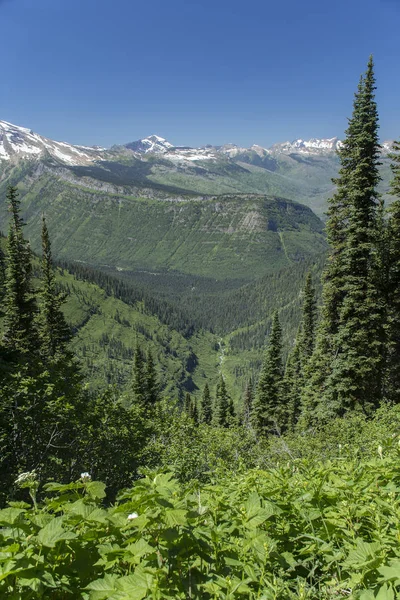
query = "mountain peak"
xmin=124 ymin=134 xmax=174 ymax=154
xmin=0 ymin=119 xmax=105 ymax=165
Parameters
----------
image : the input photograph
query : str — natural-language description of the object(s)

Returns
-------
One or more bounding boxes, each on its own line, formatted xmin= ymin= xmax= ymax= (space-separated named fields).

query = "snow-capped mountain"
xmin=0 ymin=120 xmax=105 ymax=165
xmin=124 ymin=134 xmax=174 ymax=154
xmin=0 ymin=118 xmax=395 ymax=170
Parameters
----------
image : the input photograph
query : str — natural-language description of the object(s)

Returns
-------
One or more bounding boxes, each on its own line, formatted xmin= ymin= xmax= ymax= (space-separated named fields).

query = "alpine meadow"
xmin=2 ymin=50 xmax=400 ymax=600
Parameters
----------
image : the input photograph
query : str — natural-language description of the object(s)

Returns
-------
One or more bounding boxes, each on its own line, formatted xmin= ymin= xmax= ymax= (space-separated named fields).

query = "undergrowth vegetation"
xmin=1 ymin=443 xmax=400 ymax=599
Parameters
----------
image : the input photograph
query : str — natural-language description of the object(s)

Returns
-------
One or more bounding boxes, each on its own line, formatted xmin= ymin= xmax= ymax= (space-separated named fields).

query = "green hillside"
xmin=0 ymin=165 xmax=327 ymax=281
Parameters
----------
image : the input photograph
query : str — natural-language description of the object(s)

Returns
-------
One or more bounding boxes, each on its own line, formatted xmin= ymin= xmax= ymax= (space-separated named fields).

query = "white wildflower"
xmin=127 ymin=512 xmax=139 ymax=520
xmin=377 ymin=445 xmax=383 ymax=459
xmin=80 ymin=472 xmax=91 ymax=482
xmin=15 ymin=471 xmax=37 ymax=487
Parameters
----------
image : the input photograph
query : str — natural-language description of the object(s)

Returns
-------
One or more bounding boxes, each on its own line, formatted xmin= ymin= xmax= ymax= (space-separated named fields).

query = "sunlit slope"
xmin=0 ymin=170 xmax=326 ymax=280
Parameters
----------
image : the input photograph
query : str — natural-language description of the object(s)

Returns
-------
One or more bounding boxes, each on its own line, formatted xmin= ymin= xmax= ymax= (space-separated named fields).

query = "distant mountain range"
xmin=0 ymin=119 xmax=395 ymax=166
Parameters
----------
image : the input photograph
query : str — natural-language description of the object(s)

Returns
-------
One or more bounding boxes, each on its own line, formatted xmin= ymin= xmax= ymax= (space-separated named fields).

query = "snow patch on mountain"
xmin=0 ymin=120 xmax=105 ymax=165
xmin=125 ymin=135 xmax=174 ymax=154
xmin=270 ymin=137 xmax=343 ymax=154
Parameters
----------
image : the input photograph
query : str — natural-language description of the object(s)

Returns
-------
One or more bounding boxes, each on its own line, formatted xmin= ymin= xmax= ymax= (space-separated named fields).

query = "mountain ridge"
xmin=1 ymin=117 xmax=395 ymax=168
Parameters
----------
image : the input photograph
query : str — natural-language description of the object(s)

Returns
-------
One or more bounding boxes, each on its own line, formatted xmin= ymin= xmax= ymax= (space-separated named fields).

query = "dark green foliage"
xmin=241 ymin=378 xmax=253 ymax=427
xmin=131 ymin=344 xmax=146 ymax=406
xmin=303 ymin=58 xmax=385 ymax=422
xmin=200 ymin=382 xmax=212 ymax=424
xmin=251 ymin=311 xmax=284 ymax=435
xmin=297 ymin=272 xmax=317 ymax=362
xmin=37 ymin=216 xmax=72 ymax=360
xmin=385 ymin=139 xmax=400 ymax=403
xmin=282 ymin=344 xmax=303 ymax=431
xmin=2 ymin=186 xmax=37 ymax=357
xmin=214 ymin=375 xmax=231 ymax=428
xmin=145 ymin=350 xmax=159 ymax=407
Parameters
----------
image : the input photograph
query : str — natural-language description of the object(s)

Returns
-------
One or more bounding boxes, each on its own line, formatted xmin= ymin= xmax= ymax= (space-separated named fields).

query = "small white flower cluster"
xmin=127 ymin=512 xmax=139 ymax=520
xmin=15 ymin=470 xmax=38 ymax=488
xmin=377 ymin=445 xmax=383 ymax=459
xmin=80 ymin=472 xmax=91 ymax=483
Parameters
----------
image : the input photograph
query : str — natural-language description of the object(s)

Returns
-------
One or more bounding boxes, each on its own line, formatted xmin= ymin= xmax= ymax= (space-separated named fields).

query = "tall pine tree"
xmin=38 ymin=216 xmax=72 ymax=360
xmin=385 ymin=139 xmax=400 ymax=402
xmin=302 ymin=57 xmax=385 ymax=422
xmin=214 ymin=375 xmax=230 ymax=428
xmin=200 ymin=382 xmax=212 ymax=424
xmin=251 ymin=311 xmax=283 ymax=435
xmin=2 ymin=186 xmax=37 ymax=357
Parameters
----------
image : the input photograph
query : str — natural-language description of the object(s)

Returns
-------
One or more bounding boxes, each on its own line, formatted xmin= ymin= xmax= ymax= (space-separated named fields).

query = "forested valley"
xmin=1 ymin=58 xmax=400 ymax=599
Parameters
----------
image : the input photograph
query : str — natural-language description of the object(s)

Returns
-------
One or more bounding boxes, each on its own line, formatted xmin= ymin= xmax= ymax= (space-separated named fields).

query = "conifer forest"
xmin=1 ymin=58 xmax=400 ymax=599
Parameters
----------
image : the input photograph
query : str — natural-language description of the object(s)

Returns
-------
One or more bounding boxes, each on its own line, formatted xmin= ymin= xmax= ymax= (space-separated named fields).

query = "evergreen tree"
xmin=282 ymin=345 xmax=303 ymax=431
xmin=385 ymin=139 xmax=400 ymax=402
xmin=297 ymin=273 xmax=317 ymax=363
xmin=214 ymin=375 xmax=230 ymax=428
xmin=242 ymin=378 xmax=254 ymax=428
xmin=38 ymin=216 xmax=72 ymax=360
xmin=2 ymin=186 xmax=37 ymax=356
xmin=184 ymin=392 xmax=192 ymax=415
xmin=191 ymin=399 xmax=199 ymax=425
xmin=200 ymin=382 xmax=212 ymax=424
xmin=251 ymin=311 xmax=283 ymax=435
xmin=302 ymin=57 xmax=385 ymax=421
xmin=145 ymin=350 xmax=159 ymax=407
xmin=131 ymin=344 xmax=146 ymax=405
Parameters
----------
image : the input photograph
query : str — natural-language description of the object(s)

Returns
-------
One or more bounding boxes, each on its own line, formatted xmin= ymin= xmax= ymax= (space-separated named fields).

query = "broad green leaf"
xmin=115 ymin=566 xmax=154 ymax=599
xmin=85 ymin=573 xmax=118 ymax=600
xmin=378 ymin=562 xmax=400 ymax=584
xmin=86 ymin=481 xmax=106 ymax=500
xmin=0 ymin=508 xmax=25 ymax=525
xmin=37 ymin=517 xmax=77 ymax=547
xmin=125 ymin=538 xmax=154 ymax=560
xmin=164 ymin=508 xmax=187 ymax=527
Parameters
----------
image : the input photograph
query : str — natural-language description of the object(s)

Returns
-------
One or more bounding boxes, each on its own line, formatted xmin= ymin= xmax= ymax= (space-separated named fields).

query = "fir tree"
xmin=38 ymin=216 xmax=72 ymax=360
xmin=242 ymin=378 xmax=254 ymax=428
xmin=184 ymin=392 xmax=192 ymax=415
xmin=297 ymin=273 xmax=317 ymax=363
xmin=302 ymin=57 xmax=385 ymax=421
xmin=191 ymin=399 xmax=199 ymax=425
xmin=2 ymin=186 xmax=37 ymax=356
xmin=385 ymin=139 xmax=400 ymax=402
xmin=282 ymin=345 xmax=303 ymax=431
xmin=131 ymin=344 xmax=146 ymax=405
xmin=145 ymin=350 xmax=159 ymax=407
xmin=251 ymin=311 xmax=284 ymax=435
xmin=214 ymin=375 xmax=230 ymax=428
xmin=200 ymin=382 xmax=212 ymax=424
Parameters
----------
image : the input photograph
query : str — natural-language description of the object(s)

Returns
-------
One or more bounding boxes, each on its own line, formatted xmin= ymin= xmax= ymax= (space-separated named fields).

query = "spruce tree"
xmin=297 ymin=273 xmax=317 ymax=363
xmin=242 ymin=378 xmax=254 ymax=428
xmin=200 ymin=382 xmax=212 ymax=424
xmin=214 ymin=375 xmax=230 ymax=428
xmin=184 ymin=392 xmax=192 ymax=417
xmin=38 ymin=216 xmax=72 ymax=360
xmin=132 ymin=344 xmax=146 ymax=406
xmin=302 ymin=57 xmax=385 ymax=421
xmin=282 ymin=345 xmax=303 ymax=431
xmin=2 ymin=186 xmax=37 ymax=356
xmin=145 ymin=350 xmax=159 ymax=407
xmin=251 ymin=311 xmax=283 ymax=435
xmin=385 ymin=139 xmax=400 ymax=402
xmin=191 ymin=399 xmax=199 ymax=425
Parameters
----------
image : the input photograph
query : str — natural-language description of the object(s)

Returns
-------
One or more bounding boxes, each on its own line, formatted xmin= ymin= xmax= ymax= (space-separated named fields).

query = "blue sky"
xmin=1 ymin=0 xmax=399 ymax=148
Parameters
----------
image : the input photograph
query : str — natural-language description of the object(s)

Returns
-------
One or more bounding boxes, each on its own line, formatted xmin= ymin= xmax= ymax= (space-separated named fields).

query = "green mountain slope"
xmin=0 ymin=164 xmax=327 ymax=281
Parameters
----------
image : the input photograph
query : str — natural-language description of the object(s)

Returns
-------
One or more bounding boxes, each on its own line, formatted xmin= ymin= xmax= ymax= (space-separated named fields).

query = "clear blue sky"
xmin=1 ymin=0 xmax=399 ymax=148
